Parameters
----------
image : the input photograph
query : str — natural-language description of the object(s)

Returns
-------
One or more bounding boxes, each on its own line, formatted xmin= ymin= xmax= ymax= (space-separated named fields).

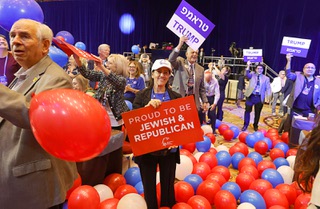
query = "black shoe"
xmin=254 ymin=126 xmax=258 ymax=131
xmin=241 ymin=125 xmax=248 ymax=131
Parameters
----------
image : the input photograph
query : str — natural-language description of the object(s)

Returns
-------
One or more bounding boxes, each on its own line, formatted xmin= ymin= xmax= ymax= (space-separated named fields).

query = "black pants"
xmin=137 ymin=152 xmax=177 ymax=209
xmin=243 ymin=95 xmax=263 ymax=128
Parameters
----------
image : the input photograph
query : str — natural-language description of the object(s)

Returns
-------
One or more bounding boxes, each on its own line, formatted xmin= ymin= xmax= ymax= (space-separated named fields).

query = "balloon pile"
xmin=65 ymin=120 xmax=307 ymax=209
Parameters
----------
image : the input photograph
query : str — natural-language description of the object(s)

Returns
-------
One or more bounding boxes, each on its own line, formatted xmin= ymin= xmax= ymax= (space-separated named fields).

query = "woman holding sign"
xmin=132 ymin=59 xmax=181 ymax=209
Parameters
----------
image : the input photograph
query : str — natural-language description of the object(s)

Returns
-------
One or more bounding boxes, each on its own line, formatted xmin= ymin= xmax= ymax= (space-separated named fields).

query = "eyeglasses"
xmin=154 ymin=70 xmax=170 ymax=76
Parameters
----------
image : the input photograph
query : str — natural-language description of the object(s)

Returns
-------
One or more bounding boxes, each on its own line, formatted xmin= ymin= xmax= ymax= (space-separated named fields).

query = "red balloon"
xmin=228 ymin=145 xmax=242 ymax=156
xmin=214 ymin=190 xmax=237 ymax=209
xmin=269 ymin=206 xmax=286 ymax=209
xmin=206 ymin=173 xmax=226 ymax=187
xmin=172 ymin=202 xmax=192 ymax=209
xmin=239 ymin=132 xmax=249 ymax=143
xmin=199 ymin=152 xmax=218 ymax=169
xmin=114 ymin=184 xmax=137 ymax=200
xmin=254 ymin=140 xmax=269 ymax=155
xmin=240 ymin=165 xmax=259 ymax=179
xmin=269 ymin=148 xmax=285 ymax=161
xmin=66 ymin=173 xmax=82 ymax=199
xmin=29 ymin=89 xmax=111 ymax=161
xmin=249 ymin=179 xmax=273 ymax=196
xmin=205 ymin=132 xmax=216 ymax=144
xmin=218 ymin=124 xmax=230 ymax=135
xmin=286 ymin=148 xmax=297 ymax=157
xmin=263 ymin=188 xmax=289 ymax=208
xmin=294 ymin=193 xmax=311 ymax=209
xmin=99 ymin=198 xmax=119 ymax=209
xmin=187 ymin=195 xmax=211 ymax=209
xmin=103 ymin=173 xmax=126 ymax=193
xmin=68 ymin=185 xmax=100 ymax=209
xmin=208 ymin=147 xmax=218 ymax=155
xmin=192 ymin=162 xmax=211 ymax=180
xmin=280 ymin=132 xmax=289 ymax=144
xmin=211 ymin=165 xmax=231 ymax=181
xmin=181 ymin=143 xmax=196 ymax=153
xmin=180 ymin=149 xmax=197 ymax=165
xmin=174 ymin=181 xmax=194 ymax=203
xmin=236 ymin=173 xmax=255 ymax=192
xmin=223 ymin=129 xmax=234 ymax=141
xmin=56 ymin=35 xmax=65 ymax=41
xmin=291 ymin=181 xmax=304 ymax=196
xmin=268 ymin=128 xmax=279 ymax=134
xmin=238 ymin=157 xmax=256 ymax=171
xmin=257 ymin=160 xmax=276 ymax=176
xmin=276 ymin=183 xmax=297 ymax=206
xmin=196 ymin=180 xmax=220 ymax=204
xmin=272 ymin=139 xmax=284 ymax=148
xmin=235 ymin=142 xmax=249 ymax=156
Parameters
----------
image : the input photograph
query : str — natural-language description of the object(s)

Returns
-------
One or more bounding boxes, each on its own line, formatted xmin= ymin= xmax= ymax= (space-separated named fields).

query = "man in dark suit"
xmin=168 ymin=36 xmax=209 ymax=121
xmin=0 ymin=19 xmax=78 ymax=209
xmin=242 ymin=61 xmax=271 ymax=131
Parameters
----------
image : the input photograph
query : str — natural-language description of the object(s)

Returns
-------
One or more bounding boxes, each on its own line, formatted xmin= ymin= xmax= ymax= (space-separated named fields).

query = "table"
xmin=99 ymin=129 xmax=124 ymax=156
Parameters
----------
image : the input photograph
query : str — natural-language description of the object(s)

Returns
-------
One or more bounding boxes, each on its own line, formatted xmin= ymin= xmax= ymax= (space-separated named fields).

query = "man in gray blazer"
xmin=242 ymin=61 xmax=271 ymax=131
xmin=0 ymin=19 xmax=78 ymax=209
xmin=169 ymin=36 xmax=209 ymax=122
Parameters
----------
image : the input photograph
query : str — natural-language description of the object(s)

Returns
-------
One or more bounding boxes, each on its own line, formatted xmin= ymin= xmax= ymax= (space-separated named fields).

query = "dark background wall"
xmin=1 ymin=0 xmax=320 ymax=73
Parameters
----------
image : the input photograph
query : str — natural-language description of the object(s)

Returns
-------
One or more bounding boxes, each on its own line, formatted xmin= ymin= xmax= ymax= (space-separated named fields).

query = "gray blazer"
xmin=244 ymin=70 xmax=271 ymax=103
xmin=168 ymin=50 xmax=208 ymax=110
xmin=0 ymin=56 xmax=78 ymax=209
xmin=286 ymin=70 xmax=320 ymax=109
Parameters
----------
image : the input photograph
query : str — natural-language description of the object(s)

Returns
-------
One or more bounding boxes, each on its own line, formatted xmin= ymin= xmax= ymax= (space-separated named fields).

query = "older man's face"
xmin=303 ymin=63 xmax=316 ymax=77
xmin=10 ymin=20 xmax=45 ymax=69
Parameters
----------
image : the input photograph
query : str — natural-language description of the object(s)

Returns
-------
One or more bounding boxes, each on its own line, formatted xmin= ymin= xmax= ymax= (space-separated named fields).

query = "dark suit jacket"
xmin=168 ymin=50 xmax=208 ymax=110
xmin=0 ymin=56 xmax=78 ymax=209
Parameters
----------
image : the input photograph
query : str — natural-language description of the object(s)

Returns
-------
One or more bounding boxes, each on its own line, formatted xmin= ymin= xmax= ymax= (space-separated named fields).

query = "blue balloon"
xmin=124 ymin=167 xmax=142 ymax=187
xmin=196 ymin=136 xmax=211 ymax=152
xmin=274 ymin=142 xmax=289 ymax=155
xmin=131 ymin=45 xmax=139 ymax=54
xmin=221 ymin=182 xmax=242 ymax=200
xmin=230 ymin=126 xmax=240 ymax=139
xmin=56 ymin=31 xmax=75 ymax=45
xmin=48 ymin=46 xmax=68 ymax=68
xmin=63 ymin=201 xmax=68 ymax=209
xmin=134 ymin=181 xmax=144 ymax=194
xmin=231 ymin=152 xmax=245 ymax=169
xmin=245 ymin=134 xmax=258 ymax=148
xmin=240 ymin=190 xmax=266 ymax=209
xmin=125 ymin=100 xmax=133 ymax=110
xmin=248 ymin=151 xmax=263 ymax=165
xmin=216 ymin=150 xmax=232 ymax=167
xmin=215 ymin=119 xmax=222 ymax=128
xmin=273 ymin=157 xmax=289 ymax=169
xmin=75 ymin=41 xmax=86 ymax=50
xmin=183 ymin=174 xmax=203 ymax=192
xmin=0 ymin=0 xmax=44 ymax=31
xmin=253 ymin=131 xmax=264 ymax=140
xmin=261 ymin=168 xmax=284 ymax=188
xmin=119 ymin=13 xmax=135 ymax=34
xmin=261 ymin=137 xmax=272 ymax=150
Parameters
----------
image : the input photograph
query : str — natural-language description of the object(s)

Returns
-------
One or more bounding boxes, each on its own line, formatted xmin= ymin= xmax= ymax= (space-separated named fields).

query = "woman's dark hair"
xmin=295 ymin=117 xmax=320 ymax=192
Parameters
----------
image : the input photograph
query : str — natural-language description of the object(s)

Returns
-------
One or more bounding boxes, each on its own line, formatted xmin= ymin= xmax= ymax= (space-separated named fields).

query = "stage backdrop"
xmin=1 ymin=0 xmax=319 ymax=74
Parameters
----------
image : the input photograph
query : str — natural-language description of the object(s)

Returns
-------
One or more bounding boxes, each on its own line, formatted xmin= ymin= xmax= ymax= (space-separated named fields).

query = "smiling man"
xmin=168 ymin=36 xmax=209 ymax=123
xmin=0 ymin=19 xmax=77 ymax=209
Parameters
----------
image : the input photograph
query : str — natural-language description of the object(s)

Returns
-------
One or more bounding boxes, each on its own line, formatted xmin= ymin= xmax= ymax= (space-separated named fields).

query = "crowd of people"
xmin=1 ymin=18 xmax=320 ymax=208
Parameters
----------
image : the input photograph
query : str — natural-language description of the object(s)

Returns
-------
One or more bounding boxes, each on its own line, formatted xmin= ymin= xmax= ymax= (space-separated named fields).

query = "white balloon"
xmin=277 ymin=165 xmax=294 ymax=184
xmin=175 ymin=155 xmax=193 ymax=180
xmin=216 ymin=145 xmax=229 ymax=152
xmin=286 ymin=155 xmax=296 ymax=170
xmin=117 ymin=193 xmax=147 ymax=209
xmin=93 ymin=184 xmax=114 ymax=202
xmin=201 ymin=125 xmax=213 ymax=134
xmin=237 ymin=202 xmax=256 ymax=209
xmin=193 ymin=152 xmax=204 ymax=162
